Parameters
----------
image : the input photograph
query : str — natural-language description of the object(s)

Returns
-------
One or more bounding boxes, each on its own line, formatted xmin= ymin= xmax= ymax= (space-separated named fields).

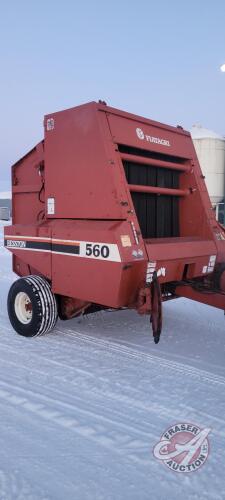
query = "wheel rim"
xmin=14 ymin=292 xmax=33 ymax=324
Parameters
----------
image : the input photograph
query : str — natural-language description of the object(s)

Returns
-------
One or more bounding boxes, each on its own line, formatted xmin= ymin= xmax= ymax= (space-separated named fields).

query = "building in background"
xmin=0 ymin=192 xmax=11 ymax=220
xmin=191 ymin=125 xmax=225 ymax=223
xmin=0 ymin=207 xmax=10 ymax=220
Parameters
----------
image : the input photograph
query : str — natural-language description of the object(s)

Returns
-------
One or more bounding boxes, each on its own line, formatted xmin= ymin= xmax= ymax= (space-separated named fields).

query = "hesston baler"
xmin=4 ymin=101 xmax=225 ymax=343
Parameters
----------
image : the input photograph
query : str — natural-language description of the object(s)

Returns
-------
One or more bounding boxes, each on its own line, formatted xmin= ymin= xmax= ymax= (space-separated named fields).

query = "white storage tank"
xmin=191 ymin=124 xmax=225 ymax=205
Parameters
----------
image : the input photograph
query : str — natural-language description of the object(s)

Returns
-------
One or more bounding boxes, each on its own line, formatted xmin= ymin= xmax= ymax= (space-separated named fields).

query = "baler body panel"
xmin=106 ymin=111 xmax=193 ymax=159
xmin=12 ymin=141 xmax=44 ymax=225
xmin=5 ymin=101 xmax=225 ymax=327
xmin=145 ymin=238 xmax=217 ymax=282
xmin=4 ymin=220 xmax=147 ymax=308
xmin=44 ymin=103 xmax=127 ymax=220
xmin=50 ymin=220 xmax=146 ymax=307
xmin=5 ymin=224 xmax=52 ymax=280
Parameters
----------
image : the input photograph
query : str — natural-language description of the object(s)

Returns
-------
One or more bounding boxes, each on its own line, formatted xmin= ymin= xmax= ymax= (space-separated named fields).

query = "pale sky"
xmin=1 ymin=0 xmax=225 ymax=190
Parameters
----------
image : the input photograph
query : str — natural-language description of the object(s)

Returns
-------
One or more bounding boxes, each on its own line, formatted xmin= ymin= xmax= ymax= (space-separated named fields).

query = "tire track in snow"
xmin=0 ymin=469 xmax=47 ymax=500
xmin=0 ymin=352 xmax=187 ymax=443
xmin=2 ymin=316 xmax=224 ymax=388
xmin=54 ymin=327 xmax=225 ymax=387
xmin=0 ymin=366 xmax=225 ymax=477
xmin=1 ymin=323 xmax=225 ymax=421
xmin=0 ymin=378 xmax=153 ymax=466
xmin=1 ymin=312 xmax=225 ymax=389
xmin=1 ymin=320 xmax=225 ymax=438
xmin=0 ymin=338 xmax=225 ymax=446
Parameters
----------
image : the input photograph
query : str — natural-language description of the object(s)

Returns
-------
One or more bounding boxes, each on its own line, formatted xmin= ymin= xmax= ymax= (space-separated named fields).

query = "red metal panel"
xmin=4 ymin=224 xmax=52 ymax=279
xmin=12 ymin=141 xmax=44 ymax=226
xmin=107 ymin=112 xmax=193 ymax=159
xmin=144 ymin=238 xmax=217 ymax=282
xmin=50 ymin=219 xmax=146 ymax=307
xmin=13 ymin=185 xmax=40 ymax=194
xmin=145 ymin=238 xmax=216 ymax=261
xmin=44 ymin=103 xmax=126 ymax=220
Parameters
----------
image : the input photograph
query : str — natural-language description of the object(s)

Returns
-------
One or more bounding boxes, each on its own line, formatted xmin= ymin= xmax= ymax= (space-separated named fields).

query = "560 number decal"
xmin=85 ymin=243 xmax=110 ymax=259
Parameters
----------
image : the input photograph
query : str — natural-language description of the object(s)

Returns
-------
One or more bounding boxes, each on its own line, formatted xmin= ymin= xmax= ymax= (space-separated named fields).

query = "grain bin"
xmin=191 ymin=125 xmax=225 ymax=205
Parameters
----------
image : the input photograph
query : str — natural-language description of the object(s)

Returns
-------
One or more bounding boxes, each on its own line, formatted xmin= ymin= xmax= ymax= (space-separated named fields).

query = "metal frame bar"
xmin=128 ymin=184 xmax=189 ymax=197
xmin=121 ymin=153 xmax=190 ymax=172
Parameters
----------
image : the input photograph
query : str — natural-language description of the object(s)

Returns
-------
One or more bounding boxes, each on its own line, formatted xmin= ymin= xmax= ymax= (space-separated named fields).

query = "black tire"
xmin=7 ymin=275 xmax=58 ymax=337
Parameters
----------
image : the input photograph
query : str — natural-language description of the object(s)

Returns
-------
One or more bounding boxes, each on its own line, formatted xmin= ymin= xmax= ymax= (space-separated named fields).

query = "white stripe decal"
xmin=9 ymin=248 xmax=51 ymax=253
xmin=4 ymin=235 xmax=51 ymax=241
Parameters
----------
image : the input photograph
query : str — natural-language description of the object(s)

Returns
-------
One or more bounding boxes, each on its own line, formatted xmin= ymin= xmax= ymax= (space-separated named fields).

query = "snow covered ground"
xmin=0 ymin=221 xmax=225 ymax=499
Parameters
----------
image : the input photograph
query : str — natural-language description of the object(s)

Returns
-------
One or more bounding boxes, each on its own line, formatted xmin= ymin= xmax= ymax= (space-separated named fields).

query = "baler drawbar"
xmin=4 ymin=101 xmax=225 ymax=343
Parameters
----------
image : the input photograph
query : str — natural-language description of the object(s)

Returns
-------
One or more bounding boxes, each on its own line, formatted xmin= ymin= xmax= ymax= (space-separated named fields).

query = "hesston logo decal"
xmin=153 ymin=423 xmax=211 ymax=473
xmin=6 ymin=240 xmax=26 ymax=248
